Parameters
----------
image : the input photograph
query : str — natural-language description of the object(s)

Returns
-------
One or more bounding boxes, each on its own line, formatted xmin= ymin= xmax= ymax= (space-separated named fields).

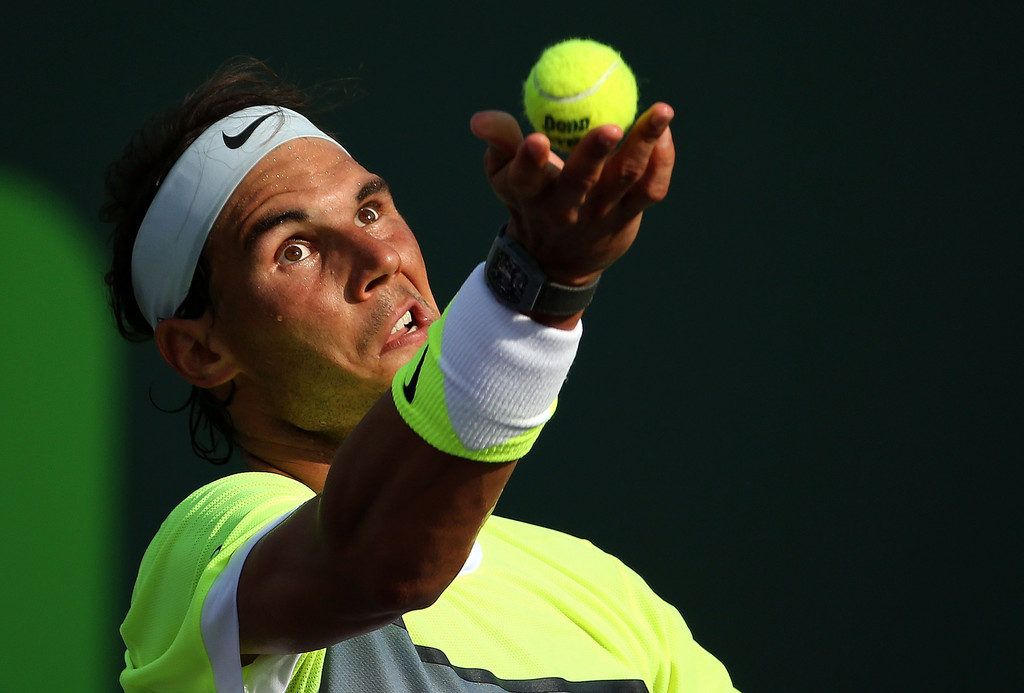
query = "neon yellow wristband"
xmin=392 ymin=264 xmax=580 ymax=462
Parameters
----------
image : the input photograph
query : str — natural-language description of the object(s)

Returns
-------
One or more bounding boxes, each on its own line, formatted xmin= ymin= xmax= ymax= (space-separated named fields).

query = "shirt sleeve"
xmin=119 ymin=472 xmax=315 ymax=693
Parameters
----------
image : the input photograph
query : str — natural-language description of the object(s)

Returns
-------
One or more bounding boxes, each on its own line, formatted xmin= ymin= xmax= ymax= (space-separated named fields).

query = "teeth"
xmin=391 ymin=310 xmax=414 ymax=335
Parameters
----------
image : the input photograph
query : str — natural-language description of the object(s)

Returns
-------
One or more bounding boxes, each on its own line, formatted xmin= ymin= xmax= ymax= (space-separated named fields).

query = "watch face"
xmin=487 ymin=248 xmax=531 ymax=304
xmin=484 ymin=233 xmax=598 ymax=315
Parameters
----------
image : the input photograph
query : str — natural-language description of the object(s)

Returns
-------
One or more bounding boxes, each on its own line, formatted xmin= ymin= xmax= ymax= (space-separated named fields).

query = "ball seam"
xmin=532 ymin=60 xmax=622 ymax=104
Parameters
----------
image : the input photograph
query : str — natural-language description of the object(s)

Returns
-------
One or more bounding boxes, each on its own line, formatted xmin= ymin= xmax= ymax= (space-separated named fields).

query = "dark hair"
xmin=100 ymin=56 xmax=317 ymax=464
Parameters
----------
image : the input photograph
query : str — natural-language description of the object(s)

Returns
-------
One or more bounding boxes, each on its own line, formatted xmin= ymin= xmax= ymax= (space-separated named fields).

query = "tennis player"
xmin=107 ymin=57 xmax=737 ymax=692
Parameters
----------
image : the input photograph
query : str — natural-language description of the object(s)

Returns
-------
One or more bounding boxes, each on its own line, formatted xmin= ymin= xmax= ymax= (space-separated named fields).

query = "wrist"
xmin=484 ymin=227 xmax=600 ymax=319
xmin=392 ymin=264 xmax=582 ymax=462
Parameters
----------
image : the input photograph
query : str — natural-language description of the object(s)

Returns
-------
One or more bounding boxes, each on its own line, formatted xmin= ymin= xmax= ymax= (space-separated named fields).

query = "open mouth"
xmin=390 ymin=309 xmax=419 ymax=337
xmin=381 ymin=298 xmax=433 ymax=356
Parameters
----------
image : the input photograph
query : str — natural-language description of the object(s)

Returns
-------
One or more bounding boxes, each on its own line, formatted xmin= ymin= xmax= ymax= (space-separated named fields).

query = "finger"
xmin=469 ymin=111 xmax=523 ymax=154
xmin=619 ymin=121 xmax=675 ymax=216
xmin=505 ymin=133 xmax=558 ymax=198
xmin=470 ymin=111 xmax=526 ymax=176
xmin=595 ymin=103 xmax=674 ymax=206
xmin=555 ymin=124 xmax=623 ymax=208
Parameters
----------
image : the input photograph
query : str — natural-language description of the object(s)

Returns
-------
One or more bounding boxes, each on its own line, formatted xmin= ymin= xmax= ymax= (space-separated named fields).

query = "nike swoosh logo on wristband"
xmin=222 ymin=112 xmax=275 ymax=149
xmin=403 ymin=346 xmax=429 ymax=404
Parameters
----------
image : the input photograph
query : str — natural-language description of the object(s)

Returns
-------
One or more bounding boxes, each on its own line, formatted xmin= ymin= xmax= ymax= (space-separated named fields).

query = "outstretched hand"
xmin=470 ymin=103 xmax=675 ymax=289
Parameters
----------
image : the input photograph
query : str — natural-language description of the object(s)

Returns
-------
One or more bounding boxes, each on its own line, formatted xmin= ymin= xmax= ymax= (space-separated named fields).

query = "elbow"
xmin=359 ymin=541 xmax=470 ymax=618
xmin=353 ymin=530 xmax=474 ymax=617
xmin=365 ymin=562 xmax=453 ymax=617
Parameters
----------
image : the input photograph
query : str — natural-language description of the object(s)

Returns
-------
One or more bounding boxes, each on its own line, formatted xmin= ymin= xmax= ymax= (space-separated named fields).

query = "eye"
xmin=355 ymin=205 xmax=380 ymax=227
xmin=278 ymin=241 xmax=312 ymax=264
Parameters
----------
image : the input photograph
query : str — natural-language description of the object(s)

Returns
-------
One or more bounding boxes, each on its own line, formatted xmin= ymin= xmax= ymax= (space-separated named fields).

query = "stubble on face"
xmin=199 ymin=138 xmax=439 ymax=453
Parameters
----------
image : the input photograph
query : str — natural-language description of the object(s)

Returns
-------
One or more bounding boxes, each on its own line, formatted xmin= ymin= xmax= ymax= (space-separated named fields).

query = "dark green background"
xmin=2 ymin=1 xmax=1019 ymax=690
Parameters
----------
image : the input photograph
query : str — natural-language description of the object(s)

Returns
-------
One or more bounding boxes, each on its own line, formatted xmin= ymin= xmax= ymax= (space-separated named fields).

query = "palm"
xmin=471 ymin=103 xmax=674 ymax=286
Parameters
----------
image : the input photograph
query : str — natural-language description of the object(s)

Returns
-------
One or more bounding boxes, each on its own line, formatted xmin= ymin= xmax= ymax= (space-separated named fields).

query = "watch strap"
xmin=484 ymin=230 xmax=599 ymax=316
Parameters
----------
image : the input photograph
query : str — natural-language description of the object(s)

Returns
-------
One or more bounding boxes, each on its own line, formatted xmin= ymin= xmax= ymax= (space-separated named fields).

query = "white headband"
xmin=132 ymin=105 xmax=346 ymax=328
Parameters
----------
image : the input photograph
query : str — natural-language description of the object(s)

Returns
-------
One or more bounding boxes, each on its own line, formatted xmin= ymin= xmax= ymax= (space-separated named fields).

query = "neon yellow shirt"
xmin=120 ymin=472 xmax=736 ymax=692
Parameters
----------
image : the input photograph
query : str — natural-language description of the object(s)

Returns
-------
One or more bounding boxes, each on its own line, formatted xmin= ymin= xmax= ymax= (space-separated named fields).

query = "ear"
xmin=154 ymin=314 xmax=240 ymax=388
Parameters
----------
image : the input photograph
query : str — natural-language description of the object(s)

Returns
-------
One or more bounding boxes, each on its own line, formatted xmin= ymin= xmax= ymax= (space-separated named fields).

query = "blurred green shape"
xmin=0 ymin=168 xmax=122 ymax=690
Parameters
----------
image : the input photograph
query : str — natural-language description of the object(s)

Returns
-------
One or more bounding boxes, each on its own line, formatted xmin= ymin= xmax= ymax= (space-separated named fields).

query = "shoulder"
xmin=481 ymin=515 xmax=659 ymax=602
xmin=122 ymin=473 xmax=317 ymax=688
xmin=154 ymin=472 xmax=311 ymax=542
xmin=136 ymin=472 xmax=314 ymax=592
xmin=483 ymin=514 xmax=619 ymax=563
xmin=476 ymin=517 xmax=738 ymax=689
xmin=482 ymin=514 xmax=595 ymax=552
xmin=168 ymin=471 xmax=314 ymax=524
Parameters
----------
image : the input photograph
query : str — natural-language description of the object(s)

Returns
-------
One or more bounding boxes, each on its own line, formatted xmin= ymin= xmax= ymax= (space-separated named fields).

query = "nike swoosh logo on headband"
xmin=222 ymin=112 xmax=276 ymax=149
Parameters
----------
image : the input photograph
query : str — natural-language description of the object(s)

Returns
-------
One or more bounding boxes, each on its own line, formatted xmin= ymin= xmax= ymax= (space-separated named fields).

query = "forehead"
xmin=213 ymin=137 xmax=367 ymax=236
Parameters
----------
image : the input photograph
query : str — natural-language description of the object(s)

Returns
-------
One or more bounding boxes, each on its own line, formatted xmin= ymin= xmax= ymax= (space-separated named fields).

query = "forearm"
xmin=239 ymin=266 xmax=579 ymax=653
xmin=319 ymin=395 xmax=517 ymax=601
xmin=238 ymin=397 xmax=515 ymax=654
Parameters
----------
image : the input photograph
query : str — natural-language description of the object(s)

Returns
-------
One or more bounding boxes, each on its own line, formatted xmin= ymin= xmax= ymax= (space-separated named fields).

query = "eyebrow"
xmin=239 ymin=177 xmax=391 ymax=254
xmin=357 ymin=176 xmax=390 ymax=203
xmin=242 ymin=210 xmax=308 ymax=255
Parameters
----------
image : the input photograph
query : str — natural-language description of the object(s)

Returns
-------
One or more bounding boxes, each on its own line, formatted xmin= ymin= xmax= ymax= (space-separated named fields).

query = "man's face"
xmin=201 ymin=137 xmax=439 ymax=436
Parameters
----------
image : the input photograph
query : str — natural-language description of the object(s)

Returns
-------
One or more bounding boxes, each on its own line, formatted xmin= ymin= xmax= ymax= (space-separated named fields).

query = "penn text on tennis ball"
xmin=523 ymin=38 xmax=639 ymax=152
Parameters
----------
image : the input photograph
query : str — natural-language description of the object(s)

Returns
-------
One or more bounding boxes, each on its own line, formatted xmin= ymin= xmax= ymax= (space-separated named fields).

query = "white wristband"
xmin=392 ymin=263 xmax=582 ymax=461
xmin=444 ymin=263 xmax=582 ymax=450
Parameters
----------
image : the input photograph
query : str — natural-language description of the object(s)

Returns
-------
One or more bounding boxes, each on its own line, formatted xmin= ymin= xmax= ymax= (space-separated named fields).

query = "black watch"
xmin=484 ymin=229 xmax=599 ymax=316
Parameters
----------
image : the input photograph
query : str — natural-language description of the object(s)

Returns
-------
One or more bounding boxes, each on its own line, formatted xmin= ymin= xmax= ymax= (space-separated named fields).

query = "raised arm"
xmin=235 ymin=105 xmax=676 ymax=655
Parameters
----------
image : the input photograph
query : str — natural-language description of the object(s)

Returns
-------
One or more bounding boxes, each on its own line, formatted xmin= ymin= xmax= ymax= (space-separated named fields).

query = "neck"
xmin=214 ymin=377 xmax=387 ymax=494
xmin=235 ymin=431 xmax=339 ymax=493
xmin=230 ymin=407 xmax=359 ymax=494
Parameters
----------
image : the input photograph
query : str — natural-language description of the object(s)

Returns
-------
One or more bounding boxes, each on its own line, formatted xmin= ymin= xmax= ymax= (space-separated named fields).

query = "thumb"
xmin=470 ymin=111 xmax=525 ymax=175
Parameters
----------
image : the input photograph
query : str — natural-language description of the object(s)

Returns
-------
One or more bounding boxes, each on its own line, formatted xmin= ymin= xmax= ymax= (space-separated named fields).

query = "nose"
xmin=343 ymin=230 xmax=402 ymax=302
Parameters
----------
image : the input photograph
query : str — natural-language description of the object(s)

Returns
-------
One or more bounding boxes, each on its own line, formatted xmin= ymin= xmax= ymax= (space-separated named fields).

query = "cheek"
xmin=210 ymin=280 xmax=308 ymax=361
xmin=245 ymin=276 xmax=363 ymax=343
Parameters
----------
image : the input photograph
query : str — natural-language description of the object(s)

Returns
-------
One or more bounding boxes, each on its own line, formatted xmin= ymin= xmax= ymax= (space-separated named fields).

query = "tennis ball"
xmin=523 ymin=38 xmax=639 ymax=152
